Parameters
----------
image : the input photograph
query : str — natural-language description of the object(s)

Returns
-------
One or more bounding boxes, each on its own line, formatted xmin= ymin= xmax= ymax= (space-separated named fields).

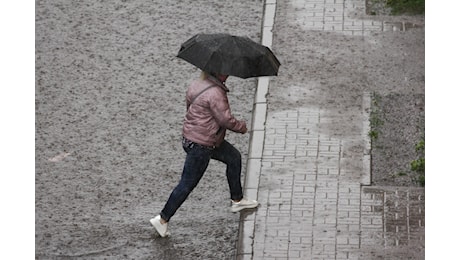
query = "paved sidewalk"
xmin=237 ymin=0 xmax=425 ymax=259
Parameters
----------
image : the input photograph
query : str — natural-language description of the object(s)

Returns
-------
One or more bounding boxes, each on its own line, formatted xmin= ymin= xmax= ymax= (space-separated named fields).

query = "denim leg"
xmin=211 ymin=140 xmax=244 ymax=201
xmin=160 ymin=145 xmax=211 ymax=222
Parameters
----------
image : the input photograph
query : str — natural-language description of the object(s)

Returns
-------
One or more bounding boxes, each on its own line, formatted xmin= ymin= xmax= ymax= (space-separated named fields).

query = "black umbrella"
xmin=177 ymin=33 xmax=281 ymax=79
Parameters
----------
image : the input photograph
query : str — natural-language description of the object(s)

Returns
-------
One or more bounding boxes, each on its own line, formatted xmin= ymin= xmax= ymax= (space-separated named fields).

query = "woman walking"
xmin=150 ymin=71 xmax=259 ymax=237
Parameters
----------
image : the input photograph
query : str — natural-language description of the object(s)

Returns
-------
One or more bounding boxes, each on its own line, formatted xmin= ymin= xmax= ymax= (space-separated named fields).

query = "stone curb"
xmin=362 ymin=92 xmax=371 ymax=186
xmin=236 ymin=0 xmax=277 ymax=259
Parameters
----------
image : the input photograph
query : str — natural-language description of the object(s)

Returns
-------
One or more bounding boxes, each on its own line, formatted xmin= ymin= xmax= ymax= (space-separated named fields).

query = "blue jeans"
xmin=160 ymin=139 xmax=244 ymax=222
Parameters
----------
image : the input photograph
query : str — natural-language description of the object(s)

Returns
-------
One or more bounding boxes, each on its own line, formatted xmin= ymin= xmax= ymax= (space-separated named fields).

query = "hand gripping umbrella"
xmin=177 ymin=33 xmax=281 ymax=79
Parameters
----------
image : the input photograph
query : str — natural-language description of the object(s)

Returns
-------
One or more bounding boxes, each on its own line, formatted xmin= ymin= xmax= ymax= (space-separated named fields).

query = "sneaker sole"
xmin=150 ymin=218 xmax=169 ymax=237
xmin=230 ymin=203 xmax=259 ymax=213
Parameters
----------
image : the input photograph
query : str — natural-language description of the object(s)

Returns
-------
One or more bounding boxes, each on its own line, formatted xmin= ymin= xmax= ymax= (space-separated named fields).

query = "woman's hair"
xmin=200 ymin=71 xmax=209 ymax=80
xmin=201 ymin=71 xmax=221 ymax=80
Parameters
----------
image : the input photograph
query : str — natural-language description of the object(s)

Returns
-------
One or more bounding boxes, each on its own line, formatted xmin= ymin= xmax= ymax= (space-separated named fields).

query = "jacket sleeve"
xmin=209 ymin=89 xmax=247 ymax=133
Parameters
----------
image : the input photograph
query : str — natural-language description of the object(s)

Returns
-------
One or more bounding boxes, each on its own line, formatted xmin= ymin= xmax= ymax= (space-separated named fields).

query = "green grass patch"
xmin=410 ymin=139 xmax=425 ymax=186
xmin=387 ymin=0 xmax=425 ymax=15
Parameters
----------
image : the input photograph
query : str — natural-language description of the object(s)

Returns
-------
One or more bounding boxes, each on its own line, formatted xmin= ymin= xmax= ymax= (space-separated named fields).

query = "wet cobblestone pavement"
xmin=236 ymin=0 xmax=424 ymax=259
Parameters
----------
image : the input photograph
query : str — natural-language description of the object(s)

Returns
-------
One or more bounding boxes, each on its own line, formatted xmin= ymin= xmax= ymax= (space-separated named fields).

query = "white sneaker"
xmin=150 ymin=215 xmax=169 ymax=237
xmin=231 ymin=198 xmax=259 ymax=213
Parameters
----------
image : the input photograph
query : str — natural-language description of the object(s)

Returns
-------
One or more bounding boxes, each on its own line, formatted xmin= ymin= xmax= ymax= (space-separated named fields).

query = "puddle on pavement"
xmin=362 ymin=187 xmax=424 ymax=247
xmin=383 ymin=21 xmax=424 ymax=32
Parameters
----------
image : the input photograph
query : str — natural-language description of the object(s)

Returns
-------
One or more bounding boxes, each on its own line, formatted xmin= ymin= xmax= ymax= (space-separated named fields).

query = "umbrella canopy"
xmin=177 ymin=33 xmax=281 ymax=79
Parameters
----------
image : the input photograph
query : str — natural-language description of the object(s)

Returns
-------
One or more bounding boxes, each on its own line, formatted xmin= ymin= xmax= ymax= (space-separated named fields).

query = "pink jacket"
xmin=182 ymin=77 xmax=247 ymax=147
